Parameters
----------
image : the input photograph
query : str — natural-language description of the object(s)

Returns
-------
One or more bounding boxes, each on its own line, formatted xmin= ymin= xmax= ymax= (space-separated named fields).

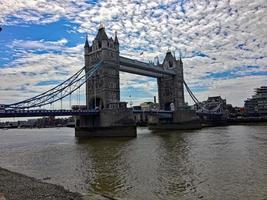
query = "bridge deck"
xmin=119 ymin=56 xmax=176 ymax=78
xmin=0 ymin=109 xmax=173 ymax=118
xmin=0 ymin=109 xmax=99 ymax=118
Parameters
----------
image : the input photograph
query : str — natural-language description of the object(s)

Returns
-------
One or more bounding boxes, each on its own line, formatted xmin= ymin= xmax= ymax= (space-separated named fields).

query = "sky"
xmin=0 ymin=0 xmax=266 ymax=108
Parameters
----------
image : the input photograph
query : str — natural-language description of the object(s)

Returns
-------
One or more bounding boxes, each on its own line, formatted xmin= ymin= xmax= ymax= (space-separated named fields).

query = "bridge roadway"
xmin=0 ymin=109 xmax=99 ymax=118
xmin=119 ymin=56 xmax=176 ymax=78
xmin=0 ymin=109 xmax=173 ymax=118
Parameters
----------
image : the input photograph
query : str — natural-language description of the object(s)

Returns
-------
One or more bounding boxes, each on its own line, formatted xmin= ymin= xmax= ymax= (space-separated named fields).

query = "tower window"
xmin=169 ymin=61 xmax=173 ymax=68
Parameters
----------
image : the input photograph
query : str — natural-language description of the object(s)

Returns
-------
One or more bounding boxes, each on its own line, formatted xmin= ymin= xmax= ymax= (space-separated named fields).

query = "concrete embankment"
xmin=0 ymin=167 xmax=83 ymax=200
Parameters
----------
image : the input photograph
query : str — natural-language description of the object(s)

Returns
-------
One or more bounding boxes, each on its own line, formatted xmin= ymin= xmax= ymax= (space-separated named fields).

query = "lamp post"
xmin=94 ymin=76 xmax=96 ymax=109
xmin=129 ymin=95 xmax=133 ymax=108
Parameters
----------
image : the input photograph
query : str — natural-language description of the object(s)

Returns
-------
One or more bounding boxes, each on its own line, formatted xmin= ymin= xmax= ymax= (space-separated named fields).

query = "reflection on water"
xmin=0 ymin=126 xmax=267 ymax=199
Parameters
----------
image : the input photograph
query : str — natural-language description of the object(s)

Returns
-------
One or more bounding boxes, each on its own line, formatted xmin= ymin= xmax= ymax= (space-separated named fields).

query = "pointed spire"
xmin=179 ymin=50 xmax=183 ymax=64
xmin=163 ymin=47 xmax=176 ymax=65
xmin=114 ymin=31 xmax=119 ymax=45
xmin=99 ymin=21 xmax=105 ymax=29
xmin=95 ymin=23 xmax=108 ymax=41
xmin=84 ymin=34 xmax=89 ymax=48
xmin=156 ymin=56 xmax=160 ymax=66
xmin=167 ymin=47 xmax=171 ymax=53
xmin=173 ymin=51 xmax=176 ymax=59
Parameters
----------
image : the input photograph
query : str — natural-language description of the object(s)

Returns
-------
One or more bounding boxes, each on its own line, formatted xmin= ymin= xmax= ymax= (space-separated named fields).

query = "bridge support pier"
xmin=149 ymin=110 xmax=201 ymax=130
xmin=75 ymin=108 xmax=136 ymax=138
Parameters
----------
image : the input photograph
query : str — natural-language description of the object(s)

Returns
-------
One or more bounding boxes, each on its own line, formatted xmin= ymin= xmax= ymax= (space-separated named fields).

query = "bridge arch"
xmin=164 ymin=102 xmax=175 ymax=111
xmin=88 ymin=96 xmax=104 ymax=110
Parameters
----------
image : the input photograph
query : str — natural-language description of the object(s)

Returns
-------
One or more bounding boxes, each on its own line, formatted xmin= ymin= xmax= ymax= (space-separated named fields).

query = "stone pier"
xmin=148 ymin=109 xmax=201 ymax=130
xmin=75 ymin=108 xmax=136 ymax=137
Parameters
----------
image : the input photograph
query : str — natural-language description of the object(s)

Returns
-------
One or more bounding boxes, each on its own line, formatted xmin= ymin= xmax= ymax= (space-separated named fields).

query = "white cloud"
xmin=0 ymin=39 xmax=84 ymax=105
xmin=0 ymin=0 xmax=267 ymax=107
xmin=185 ymin=75 xmax=267 ymax=106
xmin=9 ymin=38 xmax=68 ymax=51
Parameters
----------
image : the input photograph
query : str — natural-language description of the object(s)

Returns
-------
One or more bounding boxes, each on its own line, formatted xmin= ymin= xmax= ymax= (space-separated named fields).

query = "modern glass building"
xmin=244 ymin=86 xmax=267 ymax=116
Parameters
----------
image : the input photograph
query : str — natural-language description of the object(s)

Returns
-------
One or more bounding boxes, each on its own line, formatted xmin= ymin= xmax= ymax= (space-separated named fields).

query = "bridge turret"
xmin=114 ymin=31 xmax=119 ymax=51
xmin=84 ymin=35 xmax=89 ymax=48
xmin=162 ymin=51 xmax=176 ymax=69
xmin=89 ymin=26 xmax=119 ymax=53
xmin=94 ymin=25 xmax=109 ymax=49
xmin=84 ymin=35 xmax=91 ymax=66
xmin=109 ymin=37 xmax=114 ymax=48
xmin=179 ymin=51 xmax=183 ymax=65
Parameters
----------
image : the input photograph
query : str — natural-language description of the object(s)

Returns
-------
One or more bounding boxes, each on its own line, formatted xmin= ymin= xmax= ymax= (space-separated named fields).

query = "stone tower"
xmin=84 ymin=25 xmax=120 ymax=109
xmin=76 ymin=26 xmax=136 ymax=137
xmin=157 ymin=51 xmax=185 ymax=111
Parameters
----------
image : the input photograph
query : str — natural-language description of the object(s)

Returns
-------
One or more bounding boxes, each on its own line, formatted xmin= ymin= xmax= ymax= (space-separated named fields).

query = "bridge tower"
xmin=153 ymin=51 xmax=199 ymax=127
xmin=158 ymin=51 xmax=185 ymax=111
xmin=84 ymin=25 xmax=120 ymax=109
xmin=76 ymin=25 xmax=136 ymax=137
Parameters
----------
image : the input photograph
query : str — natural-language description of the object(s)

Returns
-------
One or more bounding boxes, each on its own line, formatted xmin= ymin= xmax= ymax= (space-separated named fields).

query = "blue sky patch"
xmin=203 ymin=65 xmax=263 ymax=79
xmin=192 ymin=50 xmax=209 ymax=58
xmin=35 ymin=80 xmax=61 ymax=86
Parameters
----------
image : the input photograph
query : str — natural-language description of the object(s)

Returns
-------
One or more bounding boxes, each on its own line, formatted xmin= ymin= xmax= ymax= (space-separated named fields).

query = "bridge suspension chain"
xmin=5 ymin=60 xmax=103 ymax=109
xmin=183 ymin=80 xmax=223 ymax=114
xmin=183 ymin=80 xmax=201 ymax=106
xmin=10 ymin=67 xmax=85 ymax=107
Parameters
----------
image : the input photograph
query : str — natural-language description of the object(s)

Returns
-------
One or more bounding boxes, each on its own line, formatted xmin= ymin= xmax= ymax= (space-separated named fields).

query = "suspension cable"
xmin=6 ymin=60 xmax=103 ymax=109
xmin=183 ymin=80 xmax=224 ymax=114
xmin=8 ymin=67 xmax=85 ymax=107
xmin=69 ymin=87 xmax=72 ymax=108
xmin=78 ymin=85 xmax=81 ymax=107
xmin=183 ymin=80 xmax=200 ymax=105
xmin=76 ymin=85 xmax=79 ymax=106
xmin=60 ymin=92 xmax=63 ymax=110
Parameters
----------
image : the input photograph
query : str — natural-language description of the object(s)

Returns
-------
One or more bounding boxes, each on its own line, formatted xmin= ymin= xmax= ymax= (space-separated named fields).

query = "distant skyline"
xmin=0 ymin=0 xmax=266 ymax=107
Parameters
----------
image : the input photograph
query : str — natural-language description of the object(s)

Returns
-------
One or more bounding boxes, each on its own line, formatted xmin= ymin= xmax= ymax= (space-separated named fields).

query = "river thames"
xmin=0 ymin=125 xmax=266 ymax=200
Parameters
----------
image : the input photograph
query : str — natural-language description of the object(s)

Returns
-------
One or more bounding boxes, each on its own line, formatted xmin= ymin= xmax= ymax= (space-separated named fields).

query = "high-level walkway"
xmin=119 ymin=56 xmax=176 ymax=77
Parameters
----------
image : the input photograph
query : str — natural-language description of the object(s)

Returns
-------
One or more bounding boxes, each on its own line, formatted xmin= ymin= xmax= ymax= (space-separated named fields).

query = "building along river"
xmin=0 ymin=125 xmax=266 ymax=200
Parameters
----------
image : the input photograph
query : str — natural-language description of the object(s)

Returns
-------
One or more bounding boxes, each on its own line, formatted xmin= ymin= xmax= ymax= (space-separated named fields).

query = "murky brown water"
xmin=0 ymin=125 xmax=266 ymax=199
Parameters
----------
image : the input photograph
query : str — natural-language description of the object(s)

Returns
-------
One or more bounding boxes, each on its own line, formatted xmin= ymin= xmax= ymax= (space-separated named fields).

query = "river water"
xmin=0 ymin=125 xmax=266 ymax=200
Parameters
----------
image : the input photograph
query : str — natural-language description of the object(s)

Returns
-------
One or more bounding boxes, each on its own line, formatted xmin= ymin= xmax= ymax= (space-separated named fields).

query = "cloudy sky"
xmin=0 ymin=0 xmax=266 ymax=108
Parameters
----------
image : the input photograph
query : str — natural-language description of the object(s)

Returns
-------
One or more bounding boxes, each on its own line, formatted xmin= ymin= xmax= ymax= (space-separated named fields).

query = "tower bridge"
xmin=0 ymin=25 xmax=201 ymax=137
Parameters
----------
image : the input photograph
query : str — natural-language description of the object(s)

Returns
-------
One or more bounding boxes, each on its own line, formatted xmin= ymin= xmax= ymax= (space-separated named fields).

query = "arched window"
xmin=169 ymin=61 xmax=173 ymax=68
